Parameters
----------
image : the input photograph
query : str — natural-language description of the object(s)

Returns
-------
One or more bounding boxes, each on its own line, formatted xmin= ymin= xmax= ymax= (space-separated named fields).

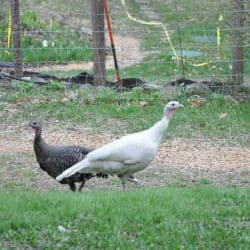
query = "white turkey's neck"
xmin=147 ymin=116 xmax=169 ymax=145
xmin=165 ymin=108 xmax=177 ymax=120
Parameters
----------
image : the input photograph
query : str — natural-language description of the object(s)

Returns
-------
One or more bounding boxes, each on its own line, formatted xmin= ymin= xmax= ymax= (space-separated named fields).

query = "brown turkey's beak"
xmin=28 ymin=125 xmax=36 ymax=134
xmin=31 ymin=128 xmax=36 ymax=133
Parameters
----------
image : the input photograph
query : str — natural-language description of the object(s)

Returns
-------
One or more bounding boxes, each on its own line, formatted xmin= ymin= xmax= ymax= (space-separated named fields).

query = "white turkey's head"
xmin=164 ymin=101 xmax=184 ymax=120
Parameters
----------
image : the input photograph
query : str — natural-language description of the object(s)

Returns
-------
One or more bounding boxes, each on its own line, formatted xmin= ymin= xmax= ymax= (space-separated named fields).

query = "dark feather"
xmin=29 ymin=121 xmax=108 ymax=191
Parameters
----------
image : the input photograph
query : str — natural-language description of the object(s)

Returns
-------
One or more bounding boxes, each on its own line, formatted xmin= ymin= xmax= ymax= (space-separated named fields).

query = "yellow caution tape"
xmin=160 ymin=23 xmax=178 ymax=58
xmin=7 ymin=9 xmax=12 ymax=48
xmin=216 ymin=14 xmax=223 ymax=57
xmin=172 ymin=55 xmax=211 ymax=67
xmin=121 ymin=0 xmax=222 ymax=67
xmin=121 ymin=1 xmax=179 ymax=58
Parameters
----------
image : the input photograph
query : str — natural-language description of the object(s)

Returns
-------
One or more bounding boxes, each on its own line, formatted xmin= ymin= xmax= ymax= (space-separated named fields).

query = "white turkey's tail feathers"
xmin=56 ymin=159 xmax=87 ymax=182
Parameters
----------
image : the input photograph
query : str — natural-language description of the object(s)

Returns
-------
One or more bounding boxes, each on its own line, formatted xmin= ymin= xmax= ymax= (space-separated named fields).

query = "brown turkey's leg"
xmin=69 ymin=182 xmax=76 ymax=192
xmin=78 ymin=181 xmax=85 ymax=191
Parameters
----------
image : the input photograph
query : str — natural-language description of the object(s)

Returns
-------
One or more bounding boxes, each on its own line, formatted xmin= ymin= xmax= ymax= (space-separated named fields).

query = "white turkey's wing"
xmin=87 ymin=130 xmax=154 ymax=164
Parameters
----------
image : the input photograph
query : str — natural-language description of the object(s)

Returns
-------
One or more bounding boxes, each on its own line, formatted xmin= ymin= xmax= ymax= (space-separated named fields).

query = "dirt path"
xmin=0 ymin=126 xmax=249 ymax=192
xmin=26 ymin=35 xmax=142 ymax=72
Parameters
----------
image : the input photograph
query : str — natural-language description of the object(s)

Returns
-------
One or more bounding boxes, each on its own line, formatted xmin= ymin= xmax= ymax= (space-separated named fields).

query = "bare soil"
xmin=0 ymin=124 xmax=249 ymax=192
xmin=26 ymin=35 xmax=142 ymax=73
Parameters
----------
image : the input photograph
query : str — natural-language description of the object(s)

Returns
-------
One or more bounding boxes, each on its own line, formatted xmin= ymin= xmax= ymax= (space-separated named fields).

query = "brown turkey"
xmin=29 ymin=121 xmax=108 ymax=191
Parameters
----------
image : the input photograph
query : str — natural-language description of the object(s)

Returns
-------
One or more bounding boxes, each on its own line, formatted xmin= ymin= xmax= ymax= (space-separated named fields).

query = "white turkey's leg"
xmin=121 ymin=178 xmax=126 ymax=191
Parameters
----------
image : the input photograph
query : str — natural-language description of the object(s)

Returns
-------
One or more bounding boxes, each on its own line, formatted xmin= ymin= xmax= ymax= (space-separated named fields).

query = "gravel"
xmin=0 ymin=125 xmax=249 ymax=191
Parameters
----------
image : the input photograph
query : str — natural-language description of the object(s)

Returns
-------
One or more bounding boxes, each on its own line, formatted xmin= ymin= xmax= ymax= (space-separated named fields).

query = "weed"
xmin=45 ymin=81 xmax=65 ymax=92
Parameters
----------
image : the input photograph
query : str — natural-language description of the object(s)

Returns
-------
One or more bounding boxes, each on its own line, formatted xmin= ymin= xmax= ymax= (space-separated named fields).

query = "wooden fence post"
xmin=91 ymin=0 xmax=105 ymax=86
xmin=10 ymin=0 xmax=23 ymax=76
xmin=232 ymin=0 xmax=245 ymax=85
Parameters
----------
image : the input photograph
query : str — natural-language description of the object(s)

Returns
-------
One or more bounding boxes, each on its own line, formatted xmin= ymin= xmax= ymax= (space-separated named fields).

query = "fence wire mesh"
xmin=0 ymin=0 xmax=249 ymax=87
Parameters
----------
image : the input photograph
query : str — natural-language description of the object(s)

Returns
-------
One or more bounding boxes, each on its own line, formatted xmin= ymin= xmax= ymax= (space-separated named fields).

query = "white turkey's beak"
xmin=178 ymin=104 xmax=184 ymax=108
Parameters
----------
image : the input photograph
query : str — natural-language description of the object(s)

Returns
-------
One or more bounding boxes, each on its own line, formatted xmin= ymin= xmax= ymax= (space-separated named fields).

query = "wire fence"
xmin=0 ymin=0 xmax=249 ymax=87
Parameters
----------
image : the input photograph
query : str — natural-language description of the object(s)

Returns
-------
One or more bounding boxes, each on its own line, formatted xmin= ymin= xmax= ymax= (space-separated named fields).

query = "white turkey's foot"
xmin=127 ymin=176 xmax=141 ymax=188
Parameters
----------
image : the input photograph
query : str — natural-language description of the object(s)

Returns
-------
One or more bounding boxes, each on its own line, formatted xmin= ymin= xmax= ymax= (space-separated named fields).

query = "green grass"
xmin=0 ymin=10 xmax=92 ymax=64
xmin=0 ymin=187 xmax=249 ymax=249
xmin=1 ymin=82 xmax=249 ymax=144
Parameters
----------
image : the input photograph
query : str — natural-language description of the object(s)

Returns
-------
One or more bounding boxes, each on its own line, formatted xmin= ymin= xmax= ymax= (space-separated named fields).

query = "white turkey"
xmin=56 ymin=101 xmax=184 ymax=190
xmin=29 ymin=121 xmax=108 ymax=191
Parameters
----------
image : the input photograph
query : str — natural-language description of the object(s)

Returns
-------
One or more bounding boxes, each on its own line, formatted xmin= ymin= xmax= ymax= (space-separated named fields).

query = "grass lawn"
xmin=0 ymin=187 xmax=249 ymax=249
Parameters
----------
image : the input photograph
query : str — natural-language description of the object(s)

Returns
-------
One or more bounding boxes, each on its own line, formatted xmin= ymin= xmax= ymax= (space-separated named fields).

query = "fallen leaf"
xmin=139 ymin=101 xmax=148 ymax=107
xmin=219 ymin=113 xmax=227 ymax=119
xmin=60 ymin=97 xmax=70 ymax=103
xmin=128 ymin=231 xmax=137 ymax=239
xmin=58 ymin=225 xmax=69 ymax=233
xmin=82 ymin=98 xmax=91 ymax=104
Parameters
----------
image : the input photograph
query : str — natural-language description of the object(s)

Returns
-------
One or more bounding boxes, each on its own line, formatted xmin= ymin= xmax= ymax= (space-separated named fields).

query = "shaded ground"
xmin=0 ymin=124 xmax=249 ymax=192
xmin=0 ymin=34 xmax=145 ymax=89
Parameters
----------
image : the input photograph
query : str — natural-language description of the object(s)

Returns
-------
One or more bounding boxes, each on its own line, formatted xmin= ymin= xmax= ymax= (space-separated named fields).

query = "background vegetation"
xmin=0 ymin=0 xmax=249 ymax=82
xmin=0 ymin=1 xmax=249 ymax=249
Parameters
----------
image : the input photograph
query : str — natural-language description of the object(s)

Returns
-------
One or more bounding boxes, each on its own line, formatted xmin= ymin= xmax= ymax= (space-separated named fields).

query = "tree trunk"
xmin=232 ymin=0 xmax=245 ymax=85
xmin=10 ymin=0 xmax=23 ymax=76
xmin=91 ymin=0 xmax=105 ymax=86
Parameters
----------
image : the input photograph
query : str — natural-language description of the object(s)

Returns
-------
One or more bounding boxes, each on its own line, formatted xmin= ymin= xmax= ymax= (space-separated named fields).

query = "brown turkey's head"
xmin=29 ymin=121 xmax=41 ymax=134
